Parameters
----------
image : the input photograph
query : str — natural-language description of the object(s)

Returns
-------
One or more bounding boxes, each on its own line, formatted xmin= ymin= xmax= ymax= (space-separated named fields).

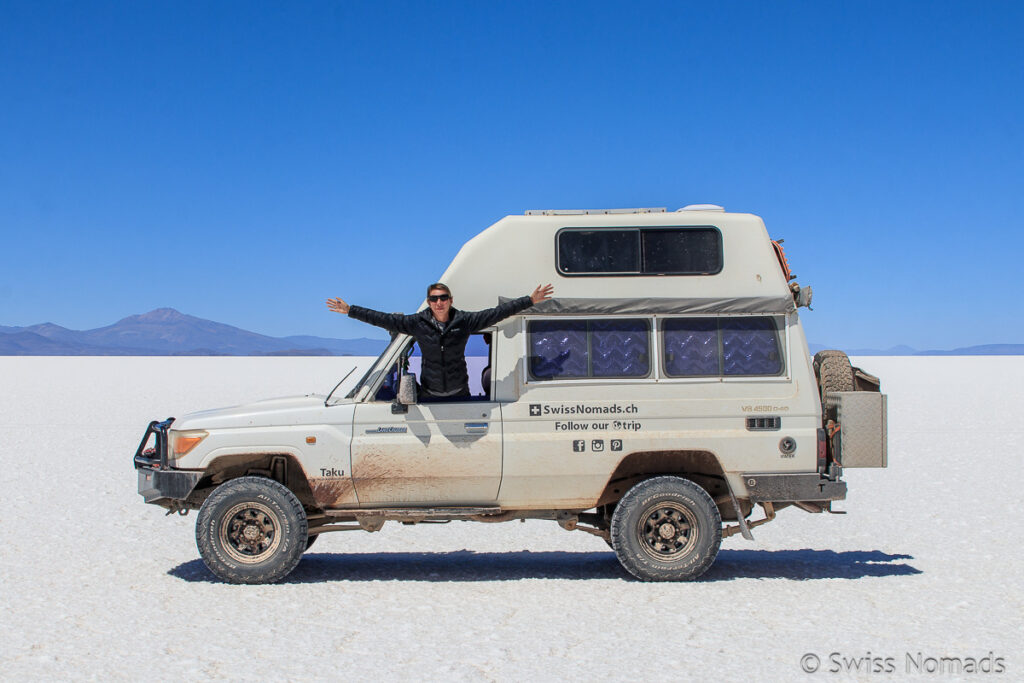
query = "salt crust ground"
xmin=0 ymin=356 xmax=1020 ymax=681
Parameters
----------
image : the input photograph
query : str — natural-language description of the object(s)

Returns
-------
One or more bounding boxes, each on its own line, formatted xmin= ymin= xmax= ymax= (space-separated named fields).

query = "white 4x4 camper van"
xmin=134 ymin=205 xmax=887 ymax=584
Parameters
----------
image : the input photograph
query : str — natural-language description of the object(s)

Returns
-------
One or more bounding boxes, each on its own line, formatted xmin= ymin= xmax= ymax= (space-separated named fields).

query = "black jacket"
xmin=348 ymin=296 xmax=534 ymax=396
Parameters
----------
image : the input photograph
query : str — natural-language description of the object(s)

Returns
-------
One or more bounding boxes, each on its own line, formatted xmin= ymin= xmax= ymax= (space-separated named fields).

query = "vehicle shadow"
xmin=703 ymin=549 xmax=922 ymax=581
xmin=168 ymin=548 xmax=921 ymax=584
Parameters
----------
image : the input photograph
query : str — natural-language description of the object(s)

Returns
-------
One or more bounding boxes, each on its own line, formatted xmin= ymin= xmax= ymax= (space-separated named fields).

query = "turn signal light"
xmin=171 ymin=430 xmax=208 ymax=457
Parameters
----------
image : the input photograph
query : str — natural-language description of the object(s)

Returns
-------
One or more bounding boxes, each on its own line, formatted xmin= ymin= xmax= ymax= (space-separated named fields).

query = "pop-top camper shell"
xmin=440 ymin=206 xmax=795 ymax=315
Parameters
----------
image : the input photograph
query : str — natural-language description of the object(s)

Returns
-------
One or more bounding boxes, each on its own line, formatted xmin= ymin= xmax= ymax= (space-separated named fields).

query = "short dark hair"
xmin=426 ymin=282 xmax=452 ymax=298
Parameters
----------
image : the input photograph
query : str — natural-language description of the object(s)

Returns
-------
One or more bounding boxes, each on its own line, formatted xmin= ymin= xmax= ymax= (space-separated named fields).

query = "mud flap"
xmin=724 ymin=479 xmax=754 ymax=540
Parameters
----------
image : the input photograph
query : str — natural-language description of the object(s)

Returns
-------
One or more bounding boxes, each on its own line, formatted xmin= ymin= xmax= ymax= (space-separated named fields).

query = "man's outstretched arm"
xmin=462 ymin=284 xmax=554 ymax=331
xmin=326 ymin=297 xmax=418 ymax=335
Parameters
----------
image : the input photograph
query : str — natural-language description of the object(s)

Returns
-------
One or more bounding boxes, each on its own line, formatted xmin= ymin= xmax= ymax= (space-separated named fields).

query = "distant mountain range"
xmin=807 ymin=343 xmax=1024 ymax=356
xmin=0 ymin=308 xmax=1020 ymax=356
xmin=0 ymin=308 xmax=388 ymax=356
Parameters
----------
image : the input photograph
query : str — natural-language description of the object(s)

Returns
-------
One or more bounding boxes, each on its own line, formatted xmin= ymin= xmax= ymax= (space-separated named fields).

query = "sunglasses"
xmin=427 ymin=294 xmax=451 ymax=302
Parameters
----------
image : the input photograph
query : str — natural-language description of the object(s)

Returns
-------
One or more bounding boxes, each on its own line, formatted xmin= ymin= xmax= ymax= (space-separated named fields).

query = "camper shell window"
xmin=662 ymin=316 xmax=784 ymax=377
xmin=557 ymin=226 xmax=723 ymax=276
xmin=528 ymin=318 xmax=651 ymax=380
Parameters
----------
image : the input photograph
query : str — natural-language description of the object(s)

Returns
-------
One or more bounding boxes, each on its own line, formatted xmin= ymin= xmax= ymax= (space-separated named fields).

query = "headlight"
xmin=169 ymin=429 xmax=208 ymax=459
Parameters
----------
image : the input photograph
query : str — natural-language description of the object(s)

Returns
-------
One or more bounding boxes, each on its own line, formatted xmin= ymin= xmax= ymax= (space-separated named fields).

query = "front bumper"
xmin=133 ymin=417 xmax=202 ymax=506
xmin=137 ymin=466 xmax=203 ymax=505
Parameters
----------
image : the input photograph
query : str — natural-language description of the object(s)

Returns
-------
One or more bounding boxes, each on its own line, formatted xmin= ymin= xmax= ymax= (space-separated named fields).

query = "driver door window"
xmin=374 ymin=334 xmax=494 ymax=402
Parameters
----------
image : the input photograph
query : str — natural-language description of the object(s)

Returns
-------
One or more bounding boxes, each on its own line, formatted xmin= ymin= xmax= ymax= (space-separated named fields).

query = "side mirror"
xmin=398 ymin=373 xmax=417 ymax=404
xmin=392 ymin=373 xmax=417 ymax=413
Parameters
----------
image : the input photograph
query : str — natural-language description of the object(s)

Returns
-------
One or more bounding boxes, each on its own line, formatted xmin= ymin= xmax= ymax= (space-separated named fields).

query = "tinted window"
xmin=591 ymin=319 xmax=650 ymax=377
xmin=663 ymin=318 xmax=719 ymax=376
xmin=529 ymin=319 xmax=650 ymax=380
xmin=642 ymin=228 xmax=722 ymax=274
xmin=558 ymin=230 xmax=639 ymax=273
xmin=529 ymin=320 xmax=589 ymax=379
xmin=558 ymin=227 xmax=721 ymax=275
xmin=721 ymin=318 xmax=782 ymax=375
xmin=663 ymin=317 xmax=782 ymax=377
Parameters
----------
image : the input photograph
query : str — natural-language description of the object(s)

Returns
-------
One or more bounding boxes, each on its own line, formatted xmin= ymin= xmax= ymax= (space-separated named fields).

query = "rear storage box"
xmin=826 ymin=392 xmax=888 ymax=468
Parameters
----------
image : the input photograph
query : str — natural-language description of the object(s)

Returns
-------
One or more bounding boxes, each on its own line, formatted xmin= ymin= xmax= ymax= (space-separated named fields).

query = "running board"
xmin=325 ymin=506 xmax=502 ymax=520
xmin=322 ymin=506 xmax=502 ymax=532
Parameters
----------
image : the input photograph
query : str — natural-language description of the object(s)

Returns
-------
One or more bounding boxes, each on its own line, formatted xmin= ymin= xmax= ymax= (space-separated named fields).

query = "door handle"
xmin=464 ymin=422 xmax=489 ymax=433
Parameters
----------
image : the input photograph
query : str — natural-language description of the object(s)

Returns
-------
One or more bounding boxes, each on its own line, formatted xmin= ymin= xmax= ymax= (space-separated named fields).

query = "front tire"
xmin=196 ymin=476 xmax=308 ymax=584
xmin=611 ymin=476 xmax=722 ymax=581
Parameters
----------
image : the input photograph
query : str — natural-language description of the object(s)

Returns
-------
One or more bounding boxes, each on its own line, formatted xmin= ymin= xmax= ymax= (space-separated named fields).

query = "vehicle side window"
xmin=663 ymin=317 xmax=783 ymax=377
xmin=591 ymin=319 xmax=649 ymax=376
xmin=528 ymin=319 xmax=650 ymax=380
xmin=557 ymin=227 xmax=722 ymax=276
xmin=558 ymin=230 xmax=639 ymax=273
xmin=721 ymin=317 xmax=782 ymax=375
xmin=641 ymin=228 xmax=722 ymax=275
xmin=528 ymin=320 xmax=589 ymax=379
xmin=376 ymin=337 xmax=494 ymax=400
xmin=662 ymin=318 xmax=719 ymax=376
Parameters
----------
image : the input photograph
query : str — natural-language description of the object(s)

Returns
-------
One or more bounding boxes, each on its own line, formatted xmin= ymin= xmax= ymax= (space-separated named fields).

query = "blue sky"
xmin=2 ymin=1 xmax=1021 ymax=349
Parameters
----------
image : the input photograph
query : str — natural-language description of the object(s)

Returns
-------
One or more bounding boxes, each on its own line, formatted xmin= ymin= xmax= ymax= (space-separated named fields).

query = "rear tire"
xmin=196 ymin=476 xmax=307 ymax=584
xmin=611 ymin=476 xmax=722 ymax=581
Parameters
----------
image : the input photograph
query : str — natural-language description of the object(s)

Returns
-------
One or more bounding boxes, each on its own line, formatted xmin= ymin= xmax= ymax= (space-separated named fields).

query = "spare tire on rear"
xmin=813 ymin=350 xmax=854 ymax=422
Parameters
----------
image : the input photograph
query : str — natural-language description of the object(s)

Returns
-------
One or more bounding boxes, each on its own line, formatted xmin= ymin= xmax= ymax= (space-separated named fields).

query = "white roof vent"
xmin=677 ymin=204 xmax=725 ymax=212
